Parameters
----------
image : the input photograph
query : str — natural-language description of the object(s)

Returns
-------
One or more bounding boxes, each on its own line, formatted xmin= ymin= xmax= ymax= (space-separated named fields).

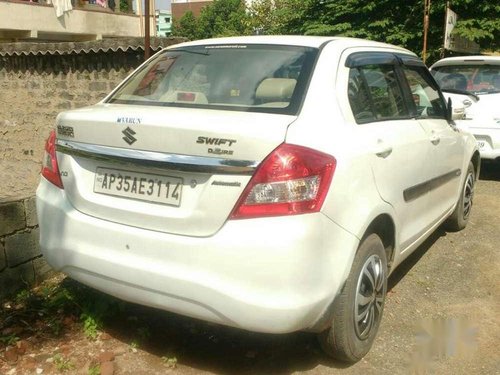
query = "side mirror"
xmin=447 ymin=97 xmax=465 ymax=121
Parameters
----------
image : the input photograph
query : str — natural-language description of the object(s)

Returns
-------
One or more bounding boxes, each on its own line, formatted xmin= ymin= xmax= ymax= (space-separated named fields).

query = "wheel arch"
xmin=471 ymin=150 xmax=481 ymax=180
xmin=307 ymin=211 xmax=396 ymax=333
xmin=362 ymin=214 xmax=396 ymax=271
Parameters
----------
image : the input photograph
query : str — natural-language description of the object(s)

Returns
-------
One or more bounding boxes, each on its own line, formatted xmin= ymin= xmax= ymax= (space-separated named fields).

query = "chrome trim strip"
xmin=56 ymin=139 xmax=259 ymax=175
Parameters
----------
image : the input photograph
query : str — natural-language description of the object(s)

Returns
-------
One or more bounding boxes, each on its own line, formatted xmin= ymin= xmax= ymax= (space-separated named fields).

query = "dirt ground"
xmin=1 ymin=162 xmax=499 ymax=375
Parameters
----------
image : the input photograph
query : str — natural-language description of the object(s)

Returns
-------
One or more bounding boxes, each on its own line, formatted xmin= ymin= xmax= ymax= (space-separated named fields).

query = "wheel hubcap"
xmin=462 ymin=172 xmax=474 ymax=220
xmin=354 ymin=255 xmax=385 ymax=340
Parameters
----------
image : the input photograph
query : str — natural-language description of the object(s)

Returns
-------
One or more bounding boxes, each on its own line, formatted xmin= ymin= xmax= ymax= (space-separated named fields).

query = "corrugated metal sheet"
xmin=0 ymin=37 xmax=187 ymax=57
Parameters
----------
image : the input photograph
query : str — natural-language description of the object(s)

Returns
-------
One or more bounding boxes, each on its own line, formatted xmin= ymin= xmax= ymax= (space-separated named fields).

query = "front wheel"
xmin=318 ymin=233 xmax=387 ymax=362
xmin=444 ymin=161 xmax=475 ymax=232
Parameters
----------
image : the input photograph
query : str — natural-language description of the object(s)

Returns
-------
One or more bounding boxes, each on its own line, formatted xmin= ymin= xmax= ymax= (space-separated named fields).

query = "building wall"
xmin=0 ymin=0 xmax=147 ymax=42
xmin=0 ymin=39 xmax=184 ymax=300
xmin=156 ymin=10 xmax=173 ymax=37
xmin=0 ymin=50 xmax=139 ymax=199
xmin=172 ymin=0 xmax=212 ymax=20
xmin=0 ymin=38 xmax=184 ymax=199
xmin=0 ymin=48 xmax=139 ymax=300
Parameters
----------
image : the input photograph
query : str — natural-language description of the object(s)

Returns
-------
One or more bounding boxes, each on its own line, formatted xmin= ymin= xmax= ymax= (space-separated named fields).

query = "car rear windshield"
xmin=107 ymin=44 xmax=318 ymax=115
xmin=433 ymin=64 xmax=500 ymax=94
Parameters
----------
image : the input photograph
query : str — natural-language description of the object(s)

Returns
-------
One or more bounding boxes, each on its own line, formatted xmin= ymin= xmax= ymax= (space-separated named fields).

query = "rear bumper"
xmin=456 ymin=121 xmax=500 ymax=160
xmin=36 ymin=178 xmax=359 ymax=334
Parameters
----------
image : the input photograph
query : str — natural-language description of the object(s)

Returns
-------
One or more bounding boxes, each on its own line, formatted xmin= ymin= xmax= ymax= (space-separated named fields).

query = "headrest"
xmin=255 ymin=78 xmax=297 ymax=101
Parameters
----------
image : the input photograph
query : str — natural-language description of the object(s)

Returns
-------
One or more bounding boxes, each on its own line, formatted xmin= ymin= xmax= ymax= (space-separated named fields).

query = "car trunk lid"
xmin=55 ymin=104 xmax=295 ymax=237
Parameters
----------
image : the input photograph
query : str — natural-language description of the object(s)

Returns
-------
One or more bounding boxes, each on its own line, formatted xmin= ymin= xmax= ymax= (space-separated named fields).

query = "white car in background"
xmin=431 ymin=56 xmax=500 ymax=160
xmin=37 ymin=36 xmax=479 ymax=362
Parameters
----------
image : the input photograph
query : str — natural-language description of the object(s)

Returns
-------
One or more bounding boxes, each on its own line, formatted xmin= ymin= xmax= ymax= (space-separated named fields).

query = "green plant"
xmin=78 ymin=291 xmax=123 ymax=340
xmin=0 ymin=334 xmax=19 ymax=346
xmin=130 ymin=339 xmax=140 ymax=349
xmin=88 ymin=364 xmax=101 ymax=375
xmin=81 ymin=313 xmax=101 ymax=340
xmin=162 ymin=355 xmax=178 ymax=368
xmin=53 ymin=353 xmax=75 ymax=372
xmin=15 ymin=289 xmax=31 ymax=304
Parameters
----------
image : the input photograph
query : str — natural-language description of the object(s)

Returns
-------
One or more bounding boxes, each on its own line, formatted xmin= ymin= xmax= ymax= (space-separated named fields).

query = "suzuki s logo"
xmin=122 ymin=127 xmax=137 ymax=145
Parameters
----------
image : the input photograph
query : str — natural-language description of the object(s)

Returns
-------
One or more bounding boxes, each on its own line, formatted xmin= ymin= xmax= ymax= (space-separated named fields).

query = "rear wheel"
xmin=318 ymin=233 xmax=387 ymax=362
xmin=444 ymin=161 xmax=475 ymax=232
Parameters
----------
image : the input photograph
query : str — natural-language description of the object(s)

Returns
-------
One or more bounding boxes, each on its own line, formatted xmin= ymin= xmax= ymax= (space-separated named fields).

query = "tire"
xmin=318 ymin=233 xmax=387 ymax=362
xmin=444 ymin=161 xmax=475 ymax=232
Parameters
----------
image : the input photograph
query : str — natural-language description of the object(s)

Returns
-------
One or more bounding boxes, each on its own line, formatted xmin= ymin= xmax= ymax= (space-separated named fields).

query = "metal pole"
xmin=441 ymin=1 xmax=450 ymax=59
xmin=144 ymin=0 xmax=151 ymax=61
xmin=422 ymin=0 xmax=431 ymax=64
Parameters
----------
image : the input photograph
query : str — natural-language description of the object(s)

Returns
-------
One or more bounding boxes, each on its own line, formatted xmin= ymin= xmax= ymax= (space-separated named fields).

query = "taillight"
xmin=230 ymin=143 xmax=336 ymax=219
xmin=41 ymin=130 xmax=63 ymax=189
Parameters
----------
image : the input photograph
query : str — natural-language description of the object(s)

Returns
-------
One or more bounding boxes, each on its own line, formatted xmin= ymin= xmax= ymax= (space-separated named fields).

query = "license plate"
xmin=94 ymin=167 xmax=183 ymax=206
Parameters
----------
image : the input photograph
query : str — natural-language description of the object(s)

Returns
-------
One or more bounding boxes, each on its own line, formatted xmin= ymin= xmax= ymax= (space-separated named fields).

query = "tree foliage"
xmin=451 ymin=1 xmax=500 ymax=52
xmin=172 ymin=0 xmax=251 ymax=39
xmin=302 ymin=0 xmax=499 ymax=62
xmin=173 ymin=11 xmax=199 ymax=41
xmin=172 ymin=0 xmax=499 ymax=62
xmin=247 ymin=0 xmax=312 ymax=35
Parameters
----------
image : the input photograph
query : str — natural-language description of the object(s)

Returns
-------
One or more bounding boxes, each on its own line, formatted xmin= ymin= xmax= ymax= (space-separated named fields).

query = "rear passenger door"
xmin=399 ymin=60 xmax=464 ymax=224
xmin=344 ymin=52 xmax=434 ymax=251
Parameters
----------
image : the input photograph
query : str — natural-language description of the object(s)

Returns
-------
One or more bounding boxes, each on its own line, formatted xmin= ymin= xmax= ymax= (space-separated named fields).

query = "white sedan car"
xmin=37 ymin=36 xmax=479 ymax=362
xmin=431 ymin=56 xmax=500 ymax=160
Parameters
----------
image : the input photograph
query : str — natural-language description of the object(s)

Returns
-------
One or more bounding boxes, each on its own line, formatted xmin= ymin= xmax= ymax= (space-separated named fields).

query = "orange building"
xmin=171 ymin=0 xmax=213 ymax=21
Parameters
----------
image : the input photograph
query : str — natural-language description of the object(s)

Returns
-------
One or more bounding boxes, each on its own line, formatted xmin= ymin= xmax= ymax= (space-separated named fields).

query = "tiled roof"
xmin=0 ymin=37 xmax=186 ymax=56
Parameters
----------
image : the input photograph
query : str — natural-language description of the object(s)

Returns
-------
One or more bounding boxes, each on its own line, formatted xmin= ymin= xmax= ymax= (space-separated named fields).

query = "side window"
xmin=402 ymin=66 xmax=446 ymax=119
xmin=348 ymin=64 xmax=409 ymax=124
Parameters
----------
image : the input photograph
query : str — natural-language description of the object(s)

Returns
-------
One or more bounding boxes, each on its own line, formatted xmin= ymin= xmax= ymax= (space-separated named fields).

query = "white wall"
xmin=0 ymin=2 xmax=152 ymax=41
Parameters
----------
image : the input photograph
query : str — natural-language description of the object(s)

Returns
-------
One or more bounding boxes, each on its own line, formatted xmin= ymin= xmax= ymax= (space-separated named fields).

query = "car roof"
xmin=165 ymin=35 xmax=414 ymax=54
xmin=431 ymin=55 xmax=500 ymax=68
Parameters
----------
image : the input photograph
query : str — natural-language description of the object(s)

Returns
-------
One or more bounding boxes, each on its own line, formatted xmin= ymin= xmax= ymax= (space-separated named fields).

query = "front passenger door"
xmin=346 ymin=56 xmax=433 ymax=251
xmin=400 ymin=64 xmax=464 ymax=226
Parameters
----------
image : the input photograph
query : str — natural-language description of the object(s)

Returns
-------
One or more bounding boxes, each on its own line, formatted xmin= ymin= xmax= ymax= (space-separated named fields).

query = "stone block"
xmin=95 ymin=93 xmax=107 ymax=101
xmin=0 ymin=241 xmax=6 ymax=271
xmin=89 ymin=82 xmax=107 ymax=92
xmin=77 ymin=72 xmax=92 ymax=80
xmin=36 ymin=101 xmax=51 ymax=108
xmin=57 ymin=101 xmax=72 ymax=110
xmin=60 ymin=91 xmax=75 ymax=101
xmin=55 ymin=81 xmax=68 ymax=89
xmin=0 ymin=262 xmax=35 ymax=301
xmin=99 ymin=71 xmax=109 ymax=80
xmin=4 ymin=228 xmax=40 ymax=267
xmin=33 ymin=257 xmax=54 ymax=282
xmin=0 ymin=200 xmax=25 ymax=236
xmin=24 ymin=196 xmax=38 ymax=227
xmin=27 ymin=81 xmax=41 ymax=90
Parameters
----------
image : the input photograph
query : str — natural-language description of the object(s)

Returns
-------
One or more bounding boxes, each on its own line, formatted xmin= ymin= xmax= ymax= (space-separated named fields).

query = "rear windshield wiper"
xmin=441 ymin=88 xmax=480 ymax=101
xmin=167 ymin=48 xmax=210 ymax=56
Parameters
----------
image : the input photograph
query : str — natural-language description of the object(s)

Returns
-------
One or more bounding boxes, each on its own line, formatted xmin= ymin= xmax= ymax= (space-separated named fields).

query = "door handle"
xmin=374 ymin=140 xmax=393 ymax=158
xmin=430 ymin=133 xmax=441 ymax=145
